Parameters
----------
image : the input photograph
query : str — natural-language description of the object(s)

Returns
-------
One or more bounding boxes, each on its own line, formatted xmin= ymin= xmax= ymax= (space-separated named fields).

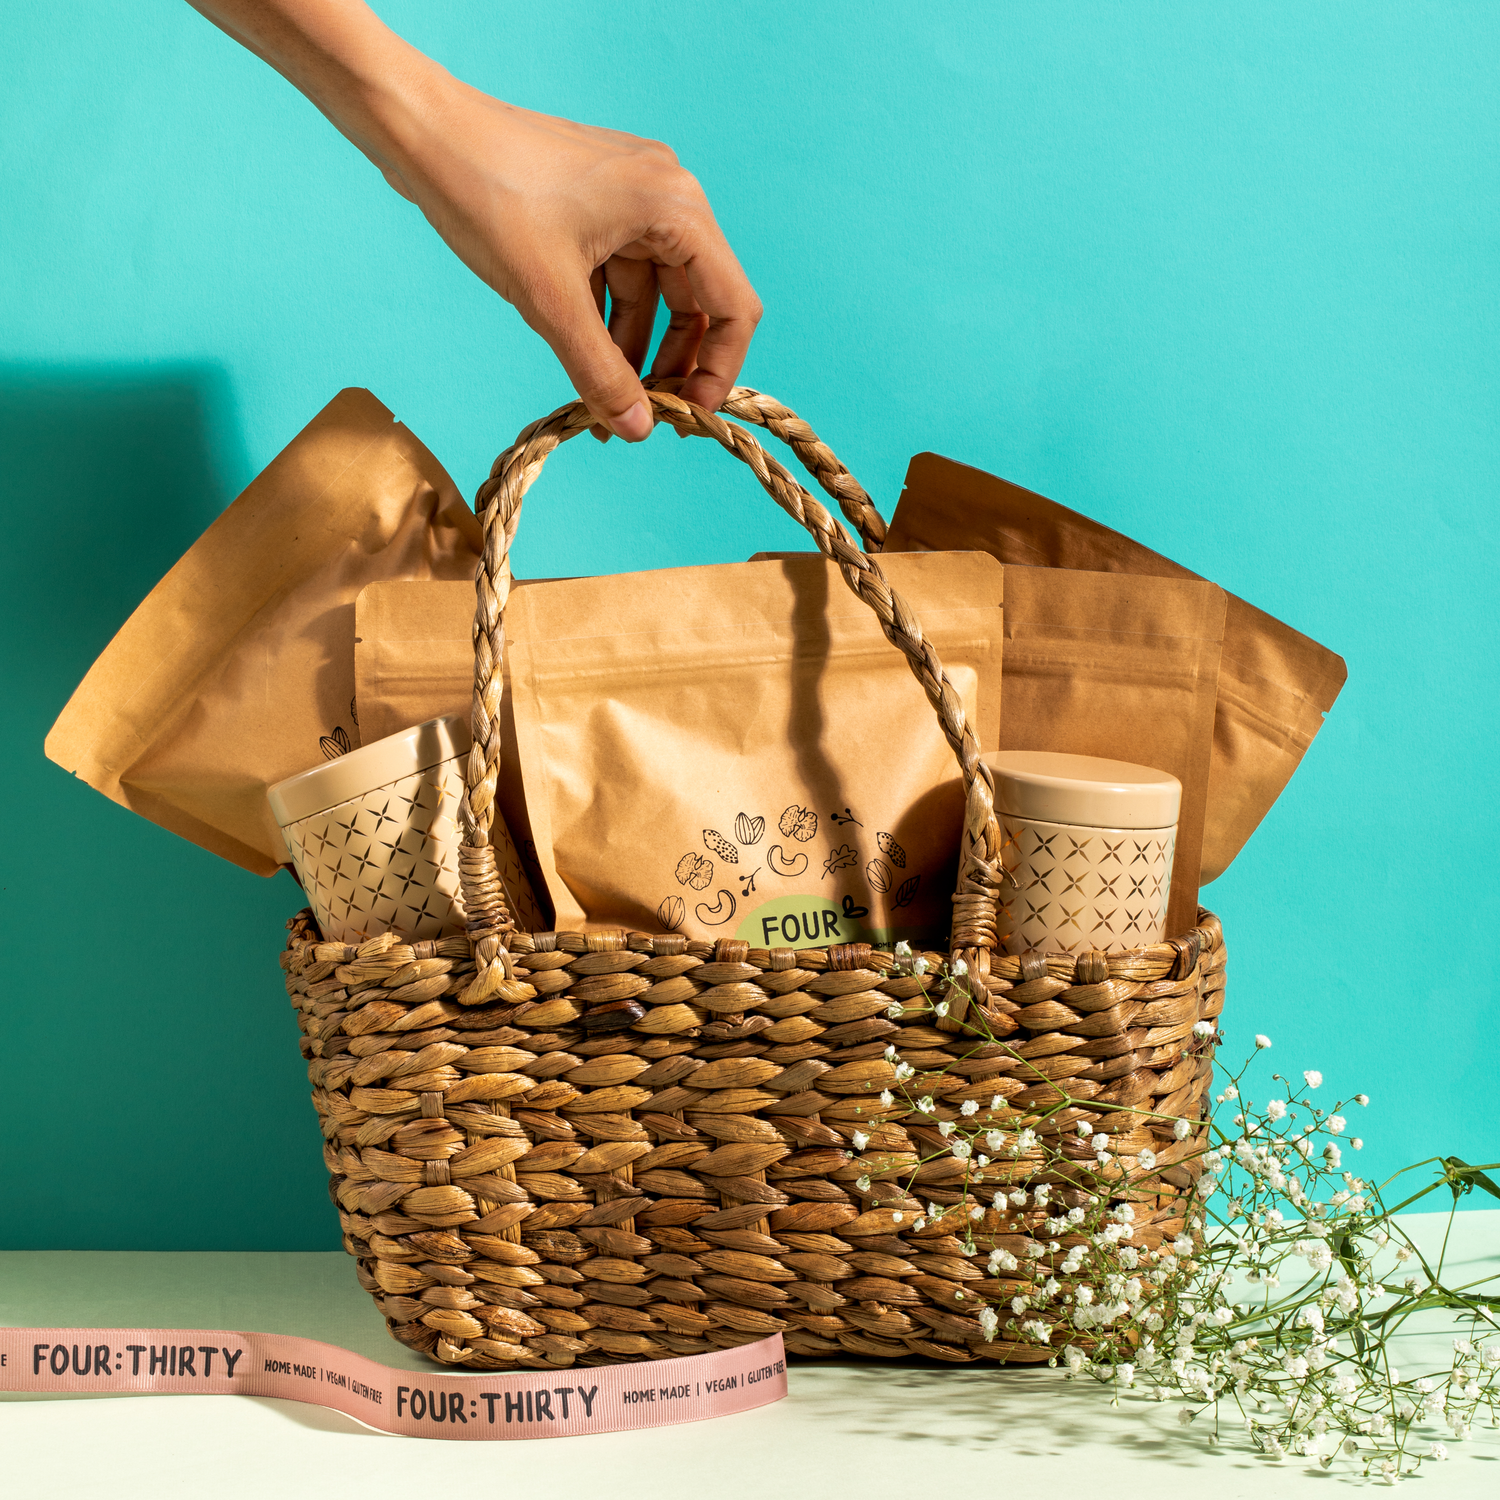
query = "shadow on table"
xmin=788 ymin=1360 xmax=1267 ymax=1469
xmin=242 ymin=1395 xmax=391 ymax=1437
xmin=0 ymin=1388 xmax=387 ymax=1438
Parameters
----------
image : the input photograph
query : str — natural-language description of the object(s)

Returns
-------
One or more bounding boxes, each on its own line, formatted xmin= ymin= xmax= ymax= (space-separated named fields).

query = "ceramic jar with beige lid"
xmin=986 ymin=750 xmax=1182 ymax=956
xmin=269 ymin=715 xmax=543 ymax=945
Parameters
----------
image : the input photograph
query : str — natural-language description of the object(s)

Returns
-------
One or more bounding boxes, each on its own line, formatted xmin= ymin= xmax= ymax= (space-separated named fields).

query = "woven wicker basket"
xmin=280 ymin=388 xmax=1224 ymax=1370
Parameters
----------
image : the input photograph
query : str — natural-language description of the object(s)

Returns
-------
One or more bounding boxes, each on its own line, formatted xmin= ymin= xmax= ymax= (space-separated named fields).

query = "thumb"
xmin=516 ymin=270 xmax=654 ymax=442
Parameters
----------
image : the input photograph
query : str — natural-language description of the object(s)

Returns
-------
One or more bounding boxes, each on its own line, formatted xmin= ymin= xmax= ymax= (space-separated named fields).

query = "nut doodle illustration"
xmin=734 ymin=813 xmax=766 ymax=846
xmin=893 ymin=874 xmax=921 ymax=909
xmin=778 ymin=804 xmax=818 ymax=842
xmin=695 ymin=889 xmax=737 ymax=926
xmin=702 ymin=829 xmax=739 ymax=864
xmin=866 ymin=858 xmax=893 ymax=894
xmin=821 ymin=844 xmax=858 ymax=877
xmin=657 ymin=896 xmax=685 ymax=930
xmin=319 ymin=724 xmax=352 ymax=761
xmin=675 ymin=852 xmax=714 ymax=890
xmin=876 ymin=832 xmax=907 ymax=868
xmin=766 ymin=844 xmax=808 ymax=878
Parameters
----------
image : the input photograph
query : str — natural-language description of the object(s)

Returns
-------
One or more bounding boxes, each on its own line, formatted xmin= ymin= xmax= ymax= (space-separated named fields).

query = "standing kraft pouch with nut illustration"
xmin=366 ymin=552 xmax=1003 ymax=948
xmin=510 ymin=550 xmax=1002 ymax=947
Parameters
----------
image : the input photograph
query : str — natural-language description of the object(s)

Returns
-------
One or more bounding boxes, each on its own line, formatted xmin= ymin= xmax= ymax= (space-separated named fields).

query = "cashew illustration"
xmin=695 ymin=889 xmax=737 ymax=927
xmin=766 ymin=844 xmax=809 ymax=878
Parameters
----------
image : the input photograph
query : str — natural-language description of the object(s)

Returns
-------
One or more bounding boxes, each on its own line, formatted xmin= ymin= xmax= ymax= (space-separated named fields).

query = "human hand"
xmin=377 ymin=81 xmax=762 ymax=441
xmin=188 ymin=0 xmax=761 ymax=440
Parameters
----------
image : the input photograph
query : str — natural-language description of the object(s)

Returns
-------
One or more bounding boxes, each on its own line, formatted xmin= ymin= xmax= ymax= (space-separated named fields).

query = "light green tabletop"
xmin=5 ymin=1212 xmax=1497 ymax=1498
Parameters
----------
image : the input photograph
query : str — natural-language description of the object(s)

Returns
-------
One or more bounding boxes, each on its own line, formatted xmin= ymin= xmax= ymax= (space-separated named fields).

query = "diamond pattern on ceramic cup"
xmin=281 ymin=760 xmax=541 ymax=943
xmin=998 ymin=815 xmax=1175 ymax=954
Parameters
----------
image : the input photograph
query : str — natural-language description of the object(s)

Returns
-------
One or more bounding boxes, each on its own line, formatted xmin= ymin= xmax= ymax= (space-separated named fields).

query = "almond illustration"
xmin=675 ymin=852 xmax=714 ymax=890
xmin=320 ymin=725 xmax=352 ymax=761
xmin=866 ymin=858 xmax=892 ymax=894
xmin=876 ymin=832 xmax=907 ymax=868
xmin=703 ymin=829 xmax=739 ymax=863
xmin=657 ymin=896 xmax=685 ymax=931
xmin=734 ymin=813 xmax=766 ymax=846
xmin=779 ymin=805 xmax=818 ymax=842
xmin=767 ymin=844 xmax=808 ymax=878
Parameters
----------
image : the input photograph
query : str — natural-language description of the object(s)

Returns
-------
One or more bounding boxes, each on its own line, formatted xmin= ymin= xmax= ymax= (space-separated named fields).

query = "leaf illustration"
xmin=349 ymin=696 xmax=359 ymax=729
xmin=841 ymin=893 xmax=869 ymax=921
xmin=892 ymin=874 xmax=921 ymax=909
xmin=734 ymin=813 xmax=766 ymax=846
xmin=779 ymin=804 xmax=819 ymax=842
xmin=822 ymin=844 xmax=859 ymax=878
xmin=657 ymin=896 xmax=686 ymax=931
xmin=320 ymin=725 xmax=352 ymax=761
xmin=703 ymin=829 xmax=739 ymax=863
xmin=866 ymin=858 xmax=892 ymax=894
xmin=695 ymin=890 xmax=737 ymax=927
xmin=766 ymin=844 xmax=808 ymax=878
xmin=876 ymin=832 xmax=907 ymax=869
xmin=675 ymin=853 xmax=714 ymax=890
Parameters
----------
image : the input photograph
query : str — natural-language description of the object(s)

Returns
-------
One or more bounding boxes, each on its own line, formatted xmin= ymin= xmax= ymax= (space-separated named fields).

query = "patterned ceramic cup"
xmin=987 ymin=750 xmax=1181 ymax=956
xmin=268 ymin=715 xmax=543 ymax=944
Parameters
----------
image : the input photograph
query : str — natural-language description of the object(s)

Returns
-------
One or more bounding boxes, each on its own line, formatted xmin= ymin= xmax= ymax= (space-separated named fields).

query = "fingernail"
xmin=610 ymin=399 xmax=652 ymax=443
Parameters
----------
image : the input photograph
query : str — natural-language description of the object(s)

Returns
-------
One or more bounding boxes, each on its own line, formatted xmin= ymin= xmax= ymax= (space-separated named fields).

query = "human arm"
xmin=186 ymin=0 xmax=762 ymax=439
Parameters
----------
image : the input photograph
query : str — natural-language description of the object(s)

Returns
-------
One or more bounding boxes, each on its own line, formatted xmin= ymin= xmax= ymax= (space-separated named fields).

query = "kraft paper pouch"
xmin=885 ymin=452 xmax=1346 ymax=884
xmin=355 ymin=577 xmax=549 ymax=918
xmin=998 ymin=566 xmax=1225 ymax=938
xmin=46 ymin=389 xmax=483 ymax=876
xmin=359 ymin=553 xmax=1003 ymax=947
xmin=749 ymin=551 xmax=1223 ymax=939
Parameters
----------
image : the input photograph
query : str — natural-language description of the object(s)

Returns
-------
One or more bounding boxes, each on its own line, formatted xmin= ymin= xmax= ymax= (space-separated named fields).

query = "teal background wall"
xmin=2 ymin=3 xmax=1495 ymax=1248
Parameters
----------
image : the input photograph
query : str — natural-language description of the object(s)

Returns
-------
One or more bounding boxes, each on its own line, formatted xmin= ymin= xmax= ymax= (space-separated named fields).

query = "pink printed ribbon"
xmin=1 ymin=1327 xmax=786 ymax=1440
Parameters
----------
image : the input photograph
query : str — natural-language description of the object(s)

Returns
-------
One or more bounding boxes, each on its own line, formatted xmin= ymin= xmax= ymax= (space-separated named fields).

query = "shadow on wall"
xmin=0 ymin=366 xmax=335 ymax=1252
xmin=0 ymin=362 xmax=247 ymax=729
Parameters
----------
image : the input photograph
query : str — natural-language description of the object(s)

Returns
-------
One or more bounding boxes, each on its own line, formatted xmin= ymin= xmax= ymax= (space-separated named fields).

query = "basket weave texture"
xmin=284 ymin=914 xmax=1224 ymax=1368
xmin=279 ymin=386 xmax=1224 ymax=1368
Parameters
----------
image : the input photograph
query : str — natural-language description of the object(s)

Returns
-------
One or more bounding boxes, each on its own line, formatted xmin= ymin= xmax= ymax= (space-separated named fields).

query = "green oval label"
xmin=736 ymin=893 xmax=872 ymax=949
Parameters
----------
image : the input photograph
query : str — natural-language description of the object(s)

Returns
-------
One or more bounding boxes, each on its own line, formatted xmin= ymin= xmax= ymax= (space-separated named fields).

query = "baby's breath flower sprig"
xmin=873 ymin=959 xmax=1499 ymax=1482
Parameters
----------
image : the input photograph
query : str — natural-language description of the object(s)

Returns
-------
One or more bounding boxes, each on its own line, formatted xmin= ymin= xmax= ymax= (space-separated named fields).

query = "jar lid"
xmin=983 ymin=750 xmax=1181 ymax=830
xmin=268 ymin=715 xmax=472 ymax=826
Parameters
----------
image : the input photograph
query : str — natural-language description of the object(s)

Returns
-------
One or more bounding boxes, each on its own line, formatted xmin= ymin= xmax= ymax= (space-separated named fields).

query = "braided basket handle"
xmin=457 ymin=387 xmax=1003 ymax=1011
